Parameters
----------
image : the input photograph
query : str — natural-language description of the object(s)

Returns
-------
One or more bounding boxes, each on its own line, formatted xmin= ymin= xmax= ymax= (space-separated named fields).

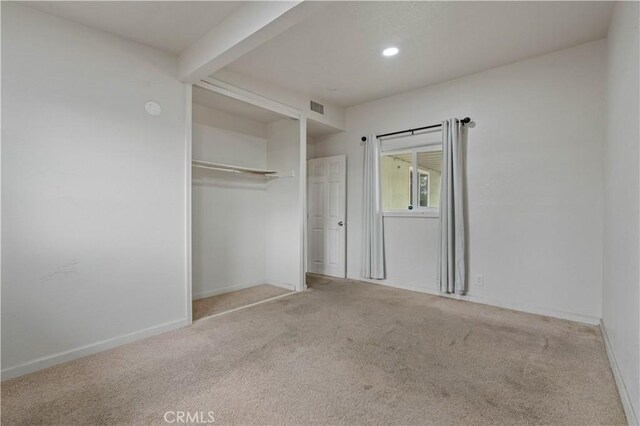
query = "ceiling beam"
xmin=210 ymin=69 xmax=346 ymax=131
xmin=178 ymin=1 xmax=321 ymax=83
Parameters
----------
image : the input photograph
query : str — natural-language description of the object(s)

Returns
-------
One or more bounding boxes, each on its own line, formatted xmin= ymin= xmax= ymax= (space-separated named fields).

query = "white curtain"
xmin=362 ymin=134 xmax=385 ymax=279
xmin=439 ymin=119 xmax=466 ymax=294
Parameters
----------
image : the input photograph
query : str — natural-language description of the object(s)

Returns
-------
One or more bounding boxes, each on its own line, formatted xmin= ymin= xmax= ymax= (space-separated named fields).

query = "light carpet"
xmin=1 ymin=275 xmax=626 ymax=425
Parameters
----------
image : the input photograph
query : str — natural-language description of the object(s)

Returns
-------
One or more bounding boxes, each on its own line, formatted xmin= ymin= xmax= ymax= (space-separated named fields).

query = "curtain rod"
xmin=360 ymin=117 xmax=471 ymax=142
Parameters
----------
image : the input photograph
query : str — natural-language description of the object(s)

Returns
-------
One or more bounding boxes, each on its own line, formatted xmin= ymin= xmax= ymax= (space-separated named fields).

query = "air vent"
xmin=310 ymin=100 xmax=324 ymax=115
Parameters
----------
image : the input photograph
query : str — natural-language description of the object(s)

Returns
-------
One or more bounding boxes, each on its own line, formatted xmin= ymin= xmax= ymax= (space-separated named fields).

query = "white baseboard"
xmin=601 ymin=320 xmax=638 ymax=426
xmin=192 ymin=281 xmax=265 ymax=300
xmin=351 ymin=275 xmax=601 ymax=325
xmin=193 ymin=280 xmax=295 ymax=301
xmin=1 ymin=317 xmax=189 ymax=381
xmin=453 ymin=291 xmax=600 ymax=325
xmin=265 ymin=280 xmax=296 ymax=291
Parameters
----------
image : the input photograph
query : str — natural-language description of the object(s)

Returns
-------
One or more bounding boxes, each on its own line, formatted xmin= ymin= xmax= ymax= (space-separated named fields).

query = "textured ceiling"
xmin=226 ymin=1 xmax=613 ymax=106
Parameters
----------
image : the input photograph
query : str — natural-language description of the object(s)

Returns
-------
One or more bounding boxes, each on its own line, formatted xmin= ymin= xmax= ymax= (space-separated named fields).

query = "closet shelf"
xmin=192 ymin=160 xmax=294 ymax=178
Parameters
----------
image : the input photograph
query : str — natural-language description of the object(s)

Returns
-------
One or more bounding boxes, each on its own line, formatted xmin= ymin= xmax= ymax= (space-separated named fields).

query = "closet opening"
xmin=189 ymin=82 xmax=305 ymax=322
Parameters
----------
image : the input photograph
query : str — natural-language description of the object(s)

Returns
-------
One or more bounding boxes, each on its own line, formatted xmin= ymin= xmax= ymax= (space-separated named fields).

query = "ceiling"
xmin=225 ymin=1 xmax=614 ymax=106
xmin=25 ymin=1 xmax=613 ymax=108
xmin=193 ymin=86 xmax=289 ymax=124
xmin=418 ymin=151 xmax=442 ymax=173
xmin=26 ymin=1 xmax=244 ymax=55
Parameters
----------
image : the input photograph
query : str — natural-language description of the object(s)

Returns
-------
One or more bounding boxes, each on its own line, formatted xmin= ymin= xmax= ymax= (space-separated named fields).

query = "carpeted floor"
xmin=1 ymin=275 xmax=626 ymax=425
xmin=193 ymin=284 xmax=292 ymax=321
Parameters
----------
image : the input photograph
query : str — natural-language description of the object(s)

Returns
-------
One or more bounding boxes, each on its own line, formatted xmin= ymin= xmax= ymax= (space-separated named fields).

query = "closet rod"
xmin=192 ymin=160 xmax=278 ymax=175
xmin=360 ymin=116 xmax=471 ymax=142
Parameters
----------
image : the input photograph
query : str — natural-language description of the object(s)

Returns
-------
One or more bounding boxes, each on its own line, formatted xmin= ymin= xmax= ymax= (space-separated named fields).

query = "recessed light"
xmin=382 ymin=47 xmax=399 ymax=57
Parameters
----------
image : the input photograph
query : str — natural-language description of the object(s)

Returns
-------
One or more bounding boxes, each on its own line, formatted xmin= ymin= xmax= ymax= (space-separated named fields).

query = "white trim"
xmin=265 ymin=280 xmax=296 ymax=292
xmin=601 ymin=320 xmax=638 ymax=426
xmin=299 ymin=115 xmax=308 ymax=291
xmin=185 ymin=84 xmax=193 ymax=324
xmin=1 ymin=318 xmax=190 ymax=381
xmin=192 ymin=281 xmax=268 ymax=300
xmin=352 ymin=276 xmax=601 ymax=325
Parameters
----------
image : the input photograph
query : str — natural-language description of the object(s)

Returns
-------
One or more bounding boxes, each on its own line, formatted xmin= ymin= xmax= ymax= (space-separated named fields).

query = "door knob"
xmin=338 ymin=221 xmax=344 ymax=226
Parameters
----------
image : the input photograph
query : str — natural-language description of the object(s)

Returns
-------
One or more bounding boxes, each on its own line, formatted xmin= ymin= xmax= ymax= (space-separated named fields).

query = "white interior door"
xmin=307 ymin=155 xmax=346 ymax=278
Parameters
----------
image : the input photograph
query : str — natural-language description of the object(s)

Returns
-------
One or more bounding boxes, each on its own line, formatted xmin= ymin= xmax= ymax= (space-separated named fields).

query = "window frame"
xmin=381 ymin=143 xmax=441 ymax=218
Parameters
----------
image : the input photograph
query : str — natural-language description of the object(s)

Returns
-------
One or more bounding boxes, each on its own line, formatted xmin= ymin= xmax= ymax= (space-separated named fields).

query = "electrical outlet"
xmin=475 ymin=275 xmax=484 ymax=286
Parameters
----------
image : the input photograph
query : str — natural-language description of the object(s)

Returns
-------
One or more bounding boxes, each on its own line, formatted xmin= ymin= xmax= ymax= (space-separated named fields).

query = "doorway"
xmin=307 ymin=155 xmax=347 ymax=278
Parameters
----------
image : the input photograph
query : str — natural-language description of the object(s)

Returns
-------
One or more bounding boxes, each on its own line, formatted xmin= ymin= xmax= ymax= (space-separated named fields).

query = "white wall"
xmin=265 ymin=119 xmax=301 ymax=289
xmin=193 ymin=103 xmax=267 ymax=139
xmin=602 ymin=1 xmax=640 ymax=422
xmin=313 ymin=40 xmax=606 ymax=323
xmin=306 ymin=134 xmax=316 ymax=159
xmin=192 ymin=105 xmax=268 ymax=299
xmin=1 ymin=4 xmax=188 ymax=379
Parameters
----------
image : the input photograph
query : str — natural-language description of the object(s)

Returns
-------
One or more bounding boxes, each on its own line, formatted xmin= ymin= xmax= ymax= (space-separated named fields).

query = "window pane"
xmin=417 ymin=150 xmax=442 ymax=208
xmin=381 ymin=152 xmax=412 ymax=210
xmin=419 ymin=172 xmax=429 ymax=207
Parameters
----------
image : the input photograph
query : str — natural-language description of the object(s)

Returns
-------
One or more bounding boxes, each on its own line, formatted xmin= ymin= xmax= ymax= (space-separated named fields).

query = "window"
xmin=418 ymin=170 xmax=430 ymax=207
xmin=381 ymin=145 xmax=442 ymax=216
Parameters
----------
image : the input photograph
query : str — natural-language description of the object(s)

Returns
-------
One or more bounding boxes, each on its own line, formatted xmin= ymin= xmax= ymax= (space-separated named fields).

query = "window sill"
xmin=383 ymin=211 xmax=439 ymax=218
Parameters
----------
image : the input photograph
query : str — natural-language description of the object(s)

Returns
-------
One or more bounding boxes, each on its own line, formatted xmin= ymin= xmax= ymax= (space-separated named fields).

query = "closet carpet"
xmin=193 ymin=284 xmax=292 ymax=321
xmin=2 ymin=275 xmax=625 ymax=425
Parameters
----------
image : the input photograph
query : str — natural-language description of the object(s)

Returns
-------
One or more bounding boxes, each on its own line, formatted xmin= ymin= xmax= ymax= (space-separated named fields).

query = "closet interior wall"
xmin=265 ymin=119 xmax=302 ymax=288
xmin=191 ymin=87 xmax=301 ymax=301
